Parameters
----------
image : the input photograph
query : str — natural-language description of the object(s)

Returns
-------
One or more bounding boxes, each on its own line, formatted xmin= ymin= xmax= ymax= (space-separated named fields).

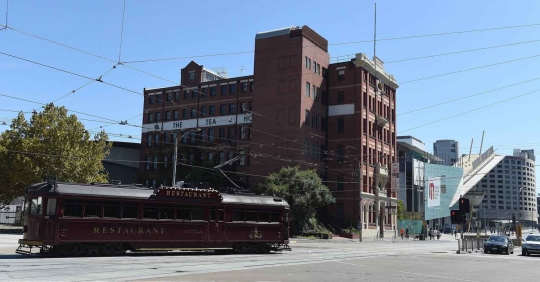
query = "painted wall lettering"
xmin=93 ymin=227 xmax=165 ymax=235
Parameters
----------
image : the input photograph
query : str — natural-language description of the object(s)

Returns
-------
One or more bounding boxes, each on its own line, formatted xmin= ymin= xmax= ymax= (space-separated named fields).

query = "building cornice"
xmin=353 ymin=53 xmax=398 ymax=89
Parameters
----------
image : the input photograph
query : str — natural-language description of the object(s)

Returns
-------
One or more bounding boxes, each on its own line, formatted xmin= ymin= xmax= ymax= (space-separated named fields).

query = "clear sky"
xmin=1 ymin=0 xmax=540 ymax=157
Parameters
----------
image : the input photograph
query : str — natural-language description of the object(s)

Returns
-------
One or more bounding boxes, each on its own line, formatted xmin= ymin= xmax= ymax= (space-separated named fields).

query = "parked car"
xmin=521 ymin=234 xmax=540 ymax=256
xmin=484 ymin=235 xmax=514 ymax=255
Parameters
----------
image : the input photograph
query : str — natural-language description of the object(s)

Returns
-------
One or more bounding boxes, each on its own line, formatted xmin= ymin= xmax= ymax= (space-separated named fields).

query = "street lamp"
xmin=172 ymin=128 xmax=201 ymax=187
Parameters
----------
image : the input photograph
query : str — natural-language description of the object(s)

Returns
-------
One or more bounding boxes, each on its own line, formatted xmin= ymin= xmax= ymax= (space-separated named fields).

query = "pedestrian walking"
xmin=400 ymin=228 xmax=404 ymax=240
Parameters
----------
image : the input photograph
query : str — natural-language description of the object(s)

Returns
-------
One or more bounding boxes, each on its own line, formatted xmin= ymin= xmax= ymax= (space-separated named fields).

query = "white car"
xmin=521 ymin=234 xmax=540 ymax=256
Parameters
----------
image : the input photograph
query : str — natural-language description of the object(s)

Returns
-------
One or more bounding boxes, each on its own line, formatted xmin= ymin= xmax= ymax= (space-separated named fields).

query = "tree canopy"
xmin=258 ymin=166 xmax=335 ymax=233
xmin=0 ymin=103 xmax=111 ymax=203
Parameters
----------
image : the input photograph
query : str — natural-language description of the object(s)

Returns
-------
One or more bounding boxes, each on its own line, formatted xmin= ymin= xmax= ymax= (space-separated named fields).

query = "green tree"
xmin=397 ymin=200 xmax=405 ymax=220
xmin=0 ymin=103 xmax=111 ymax=202
xmin=258 ymin=166 xmax=335 ymax=233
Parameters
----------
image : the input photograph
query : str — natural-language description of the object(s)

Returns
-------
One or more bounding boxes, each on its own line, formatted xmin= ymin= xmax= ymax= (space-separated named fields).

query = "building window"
xmin=250 ymin=81 xmax=254 ymax=91
xmin=208 ymin=152 xmax=214 ymax=162
xmin=148 ymin=95 xmax=154 ymax=104
xmin=240 ymin=102 xmax=247 ymax=113
xmin=147 ymin=135 xmax=152 ymax=147
xmin=165 ymin=111 xmax=171 ymax=121
xmin=182 ymin=109 xmax=188 ymax=119
xmin=308 ymin=58 xmax=311 ymax=69
xmin=338 ymin=69 xmax=345 ymax=80
xmin=147 ymin=113 xmax=154 ymax=123
xmin=221 ymin=85 xmax=227 ymax=95
xmin=316 ymin=63 xmax=321 ymax=75
xmin=201 ymin=87 xmax=207 ymax=97
xmin=209 ymin=129 xmax=215 ymax=141
xmin=201 ymin=106 xmax=207 ymax=117
xmin=337 ymin=91 xmax=344 ymax=103
xmin=189 ymin=154 xmax=194 ymax=165
xmin=219 ymin=128 xmax=225 ymax=140
xmin=239 ymin=150 xmax=246 ymax=166
xmin=174 ymin=91 xmax=180 ymax=101
xmin=189 ymin=71 xmax=195 ymax=80
xmin=305 ymin=56 xmax=309 ymax=68
xmin=209 ymin=105 xmax=215 ymax=116
xmin=154 ymin=134 xmax=160 ymax=146
xmin=220 ymin=104 xmax=226 ymax=115
xmin=201 ymin=129 xmax=207 ymax=141
xmin=156 ymin=112 xmax=161 ymax=122
xmin=240 ymin=126 xmax=246 ymax=140
xmin=166 ymin=92 xmax=172 ymax=102
xmin=145 ymin=156 xmax=150 ymax=169
xmin=337 ymin=145 xmax=345 ymax=162
xmin=228 ymin=151 xmax=234 ymax=161
xmin=164 ymin=155 xmax=168 ymax=168
xmin=192 ymin=89 xmax=198 ymax=99
xmin=219 ymin=151 xmax=225 ymax=164
xmin=156 ymin=93 xmax=162 ymax=103
xmin=189 ymin=131 xmax=195 ymax=143
xmin=228 ymin=127 xmax=234 ymax=139
xmin=337 ymin=175 xmax=344 ymax=190
xmin=229 ymin=103 xmax=236 ymax=114
xmin=230 ymin=83 xmax=237 ymax=95
xmin=191 ymin=108 xmax=196 ymax=118
xmin=337 ymin=118 xmax=344 ymax=132
xmin=313 ymin=61 xmax=317 ymax=73
xmin=241 ymin=82 xmax=248 ymax=93
xmin=210 ymin=86 xmax=217 ymax=96
xmin=183 ymin=90 xmax=189 ymax=100
xmin=306 ymin=82 xmax=311 ymax=97
xmin=305 ymin=110 xmax=309 ymax=125
xmin=153 ymin=155 xmax=158 ymax=169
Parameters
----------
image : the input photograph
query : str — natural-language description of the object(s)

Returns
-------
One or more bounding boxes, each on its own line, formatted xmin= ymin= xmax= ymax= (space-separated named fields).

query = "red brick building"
xmin=139 ymin=25 xmax=399 ymax=234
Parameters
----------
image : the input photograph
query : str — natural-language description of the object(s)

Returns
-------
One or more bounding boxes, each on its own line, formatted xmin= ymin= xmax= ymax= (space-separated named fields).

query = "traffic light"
xmin=451 ymin=210 xmax=464 ymax=224
xmin=459 ymin=198 xmax=470 ymax=214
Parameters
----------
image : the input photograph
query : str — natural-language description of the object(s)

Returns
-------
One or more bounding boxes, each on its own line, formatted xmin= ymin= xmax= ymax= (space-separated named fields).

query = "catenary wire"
xmin=399 ymin=87 xmax=540 ymax=133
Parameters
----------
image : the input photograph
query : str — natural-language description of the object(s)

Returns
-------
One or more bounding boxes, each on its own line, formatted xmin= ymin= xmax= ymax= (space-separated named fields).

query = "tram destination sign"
xmin=154 ymin=187 xmax=223 ymax=200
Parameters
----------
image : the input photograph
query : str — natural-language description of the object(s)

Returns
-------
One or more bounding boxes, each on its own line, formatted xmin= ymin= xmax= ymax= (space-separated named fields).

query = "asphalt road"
xmin=1 ymin=234 xmax=539 ymax=281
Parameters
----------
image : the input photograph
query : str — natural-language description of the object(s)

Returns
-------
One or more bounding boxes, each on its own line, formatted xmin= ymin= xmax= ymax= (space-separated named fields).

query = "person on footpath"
xmin=400 ymin=228 xmax=404 ymax=240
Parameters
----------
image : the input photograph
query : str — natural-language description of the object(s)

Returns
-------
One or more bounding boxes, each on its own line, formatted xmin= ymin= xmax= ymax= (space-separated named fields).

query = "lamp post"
xmin=172 ymin=128 xmax=201 ymax=187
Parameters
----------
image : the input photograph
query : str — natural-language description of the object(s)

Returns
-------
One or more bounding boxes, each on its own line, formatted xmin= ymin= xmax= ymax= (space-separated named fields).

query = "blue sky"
xmin=1 ymin=0 xmax=540 ymax=157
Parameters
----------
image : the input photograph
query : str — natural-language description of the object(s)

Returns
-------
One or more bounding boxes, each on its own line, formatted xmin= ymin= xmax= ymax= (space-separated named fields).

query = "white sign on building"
xmin=427 ymin=177 xmax=441 ymax=207
xmin=141 ymin=114 xmax=252 ymax=133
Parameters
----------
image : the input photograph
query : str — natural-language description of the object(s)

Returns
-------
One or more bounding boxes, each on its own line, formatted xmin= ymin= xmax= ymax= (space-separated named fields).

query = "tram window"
xmin=160 ymin=205 xmax=174 ymax=220
xmin=64 ymin=200 xmax=82 ymax=217
xmin=121 ymin=203 xmax=138 ymax=219
xmin=29 ymin=197 xmax=42 ymax=216
xmin=143 ymin=205 xmax=158 ymax=219
xmin=191 ymin=207 xmax=205 ymax=221
xmin=210 ymin=207 xmax=217 ymax=221
xmin=258 ymin=212 xmax=270 ymax=223
xmin=233 ymin=210 xmax=244 ymax=222
xmin=84 ymin=201 xmax=102 ymax=218
xmin=176 ymin=206 xmax=190 ymax=220
xmin=103 ymin=201 xmax=121 ymax=218
xmin=246 ymin=211 xmax=258 ymax=222
xmin=270 ymin=213 xmax=281 ymax=222
xmin=218 ymin=208 xmax=224 ymax=222
xmin=46 ymin=198 xmax=57 ymax=216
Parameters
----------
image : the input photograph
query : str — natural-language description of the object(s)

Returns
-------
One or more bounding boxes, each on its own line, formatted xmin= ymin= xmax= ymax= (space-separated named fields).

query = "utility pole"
xmin=172 ymin=128 xmax=201 ymax=187
xmin=358 ymin=159 xmax=363 ymax=242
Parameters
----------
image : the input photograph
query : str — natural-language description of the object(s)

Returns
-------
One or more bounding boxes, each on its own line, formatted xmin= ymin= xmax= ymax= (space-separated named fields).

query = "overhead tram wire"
xmin=397 ymin=75 xmax=540 ymax=115
xmin=1 ymin=0 xmax=7 ymax=31
xmin=118 ymin=0 xmax=126 ymax=64
xmin=121 ymin=23 xmax=540 ymax=64
xmin=398 ymin=53 xmax=540 ymax=84
xmin=399 ymin=87 xmax=540 ymax=133
xmin=52 ymin=65 xmax=118 ymax=103
xmin=385 ymin=38 xmax=540 ymax=64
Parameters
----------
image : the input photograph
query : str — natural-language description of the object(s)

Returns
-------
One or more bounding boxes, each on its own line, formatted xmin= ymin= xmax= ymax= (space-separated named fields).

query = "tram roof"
xmin=26 ymin=182 xmax=289 ymax=208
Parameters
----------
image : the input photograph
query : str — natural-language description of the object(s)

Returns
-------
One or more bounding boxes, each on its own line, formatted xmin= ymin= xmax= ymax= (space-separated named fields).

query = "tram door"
xmin=209 ymin=207 xmax=225 ymax=243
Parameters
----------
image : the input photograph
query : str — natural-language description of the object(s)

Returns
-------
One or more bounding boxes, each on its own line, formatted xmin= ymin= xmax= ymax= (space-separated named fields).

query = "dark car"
xmin=521 ymin=234 xmax=540 ymax=256
xmin=484 ymin=235 xmax=514 ymax=255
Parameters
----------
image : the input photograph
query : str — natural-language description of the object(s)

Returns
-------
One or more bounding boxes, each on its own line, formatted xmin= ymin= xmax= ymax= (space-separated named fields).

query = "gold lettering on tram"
xmin=93 ymin=227 xmax=166 ymax=235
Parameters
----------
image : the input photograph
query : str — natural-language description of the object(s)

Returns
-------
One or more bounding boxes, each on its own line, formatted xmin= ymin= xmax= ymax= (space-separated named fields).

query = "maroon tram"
xmin=17 ymin=181 xmax=290 ymax=255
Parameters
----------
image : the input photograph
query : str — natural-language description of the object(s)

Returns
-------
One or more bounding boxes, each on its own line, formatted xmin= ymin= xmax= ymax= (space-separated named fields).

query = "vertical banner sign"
xmin=427 ymin=177 xmax=441 ymax=207
xmin=391 ymin=162 xmax=399 ymax=191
